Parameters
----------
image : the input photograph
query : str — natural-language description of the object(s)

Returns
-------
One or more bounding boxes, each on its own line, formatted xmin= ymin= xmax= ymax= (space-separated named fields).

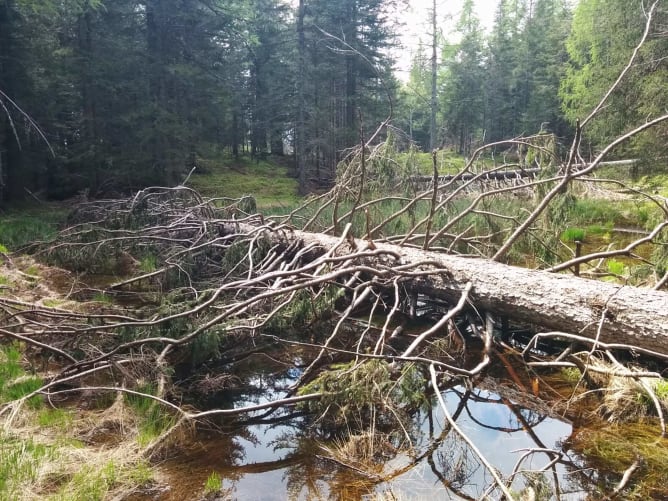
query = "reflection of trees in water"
xmin=189 ymin=343 xmax=603 ymax=500
xmin=175 ymin=368 xmax=606 ymax=501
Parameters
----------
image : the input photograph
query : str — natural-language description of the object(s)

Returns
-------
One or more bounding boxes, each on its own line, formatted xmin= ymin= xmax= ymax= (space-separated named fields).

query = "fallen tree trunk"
xmin=409 ymin=167 xmax=540 ymax=186
xmin=239 ymin=223 xmax=668 ymax=355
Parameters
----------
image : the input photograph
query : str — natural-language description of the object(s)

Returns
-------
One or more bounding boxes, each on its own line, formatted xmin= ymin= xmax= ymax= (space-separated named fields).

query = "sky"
xmin=393 ymin=0 xmax=499 ymax=81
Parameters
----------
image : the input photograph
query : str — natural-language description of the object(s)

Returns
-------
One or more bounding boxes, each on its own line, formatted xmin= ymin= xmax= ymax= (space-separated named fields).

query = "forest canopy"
xmin=0 ymin=0 xmax=666 ymax=203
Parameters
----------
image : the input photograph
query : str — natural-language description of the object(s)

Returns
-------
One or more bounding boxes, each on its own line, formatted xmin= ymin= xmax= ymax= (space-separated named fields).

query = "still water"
xmin=159 ymin=357 xmax=589 ymax=500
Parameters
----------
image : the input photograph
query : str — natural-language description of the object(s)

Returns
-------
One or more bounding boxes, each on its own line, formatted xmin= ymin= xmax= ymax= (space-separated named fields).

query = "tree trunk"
xmin=296 ymin=0 xmax=307 ymax=194
xmin=430 ymin=0 xmax=437 ymax=151
xmin=232 ymin=223 xmax=668 ymax=354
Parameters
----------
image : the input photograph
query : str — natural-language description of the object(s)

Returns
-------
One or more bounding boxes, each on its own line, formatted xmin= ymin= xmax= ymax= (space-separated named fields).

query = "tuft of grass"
xmin=37 ymin=408 xmax=74 ymax=429
xmin=560 ymin=227 xmax=585 ymax=243
xmin=51 ymin=459 xmax=152 ymax=501
xmin=0 ymin=343 xmax=42 ymax=407
xmin=125 ymin=385 xmax=176 ymax=446
xmin=607 ymin=259 xmax=627 ymax=276
xmin=139 ymin=254 xmax=158 ymax=273
xmin=3 ymin=377 xmax=44 ymax=409
xmin=42 ymin=298 xmax=66 ymax=308
xmin=91 ymin=292 xmax=113 ymax=304
xmin=0 ymin=434 xmax=55 ymax=498
xmin=204 ymin=471 xmax=222 ymax=494
xmin=561 ymin=366 xmax=582 ymax=383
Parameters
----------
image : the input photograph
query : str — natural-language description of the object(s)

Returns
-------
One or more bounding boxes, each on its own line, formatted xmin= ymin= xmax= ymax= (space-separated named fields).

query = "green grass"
xmin=0 ymin=205 xmax=66 ymax=250
xmin=139 ymin=254 xmax=158 ymax=273
xmin=91 ymin=292 xmax=114 ymax=304
xmin=204 ymin=471 xmax=222 ymax=494
xmin=125 ymin=384 xmax=176 ymax=446
xmin=0 ymin=343 xmax=44 ymax=408
xmin=188 ymin=156 xmax=299 ymax=209
xmin=37 ymin=408 xmax=74 ymax=429
xmin=560 ymin=227 xmax=586 ymax=243
xmin=48 ymin=459 xmax=153 ymax=501
xmin=395 ymin=149 xmax=470 ymax=175
xmin=0 ymin=434 xmax=55 ymax=498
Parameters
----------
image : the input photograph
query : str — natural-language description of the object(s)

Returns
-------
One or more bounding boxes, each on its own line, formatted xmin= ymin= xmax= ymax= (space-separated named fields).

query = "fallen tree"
xmin=227 ymin=221 xmax=668 ymax=354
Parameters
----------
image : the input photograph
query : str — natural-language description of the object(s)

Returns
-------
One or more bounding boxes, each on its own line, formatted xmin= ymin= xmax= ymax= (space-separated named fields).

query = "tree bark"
xmin=236 ymin=224 xmax=668 ymax=354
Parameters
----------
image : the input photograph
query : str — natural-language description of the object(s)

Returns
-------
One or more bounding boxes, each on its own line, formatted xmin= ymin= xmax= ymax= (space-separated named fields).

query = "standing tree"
xmin=560 ymin=0 xmax=668 ymax=158
xmin=484 ymin=0 xmax=529 ymax=143
xmin=294 ymin=0 xmax=398 ymax=191
xmin=441 ymin=0 xmax=485 ymax=154
xmin=521 ymin=0 xmax=571 ymax=138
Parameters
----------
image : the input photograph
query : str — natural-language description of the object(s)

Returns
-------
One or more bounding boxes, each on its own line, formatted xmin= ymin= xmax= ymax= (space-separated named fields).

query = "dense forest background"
xmin=0 ymin=0 xmax=666 ymax=203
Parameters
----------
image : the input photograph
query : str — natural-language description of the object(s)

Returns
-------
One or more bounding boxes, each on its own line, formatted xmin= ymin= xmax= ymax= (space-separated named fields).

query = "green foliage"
xmin=298 ymin=360 xmax=428 ymax=428
xmin=190 ymin=329 xmax=225 ymax=366
xmin=560 ymin=0 xmax=668 ymax=154
xmin=440 ymin=0 xmax=485 ymax=154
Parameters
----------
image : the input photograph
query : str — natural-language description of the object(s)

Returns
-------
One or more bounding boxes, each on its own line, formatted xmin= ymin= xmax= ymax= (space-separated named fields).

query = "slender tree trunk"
xmin=296 ymin=0 xmax=307 ymax=193
xmin=430 ymin=0 xmax=438 ymax=151
xmin=146 ymin=0 xmax=168 ymax=182
xmin=78 ymin=9 xmax=99 ymax=192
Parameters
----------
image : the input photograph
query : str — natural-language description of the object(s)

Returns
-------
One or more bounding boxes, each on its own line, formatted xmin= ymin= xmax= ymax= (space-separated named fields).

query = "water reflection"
xmin=161 ymin=364 xmax=590 ymax=500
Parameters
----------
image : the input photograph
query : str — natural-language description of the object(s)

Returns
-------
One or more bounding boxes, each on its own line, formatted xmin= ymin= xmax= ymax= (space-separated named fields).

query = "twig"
xmin=401 ymin=282 xmax=472 ymax=358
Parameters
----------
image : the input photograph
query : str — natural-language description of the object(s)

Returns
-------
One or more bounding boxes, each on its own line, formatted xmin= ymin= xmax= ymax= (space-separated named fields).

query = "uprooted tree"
xmin=1 ymin=2 xmax=668 ymax=498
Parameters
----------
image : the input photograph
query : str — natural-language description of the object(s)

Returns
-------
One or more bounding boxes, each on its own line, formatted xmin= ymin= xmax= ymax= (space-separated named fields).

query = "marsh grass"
xmin=571 ymin=423 xmax=668 ymax=499
xmin=0 ymin=343 xmax=43 ymax=409
xmin=204 ymin=471 xmax=222 ymax=493
xmin=560 ymin=227 xmax=586 ymax=243
xmin=37 ymin=408 xmax=74 ymax=429
xmin=0 ymin=342 xmax=166 ymax=499
xmin=0 ymin=434 xmax=55 ymax=499
xmin=0 ymin=393 xmax=160 ymax=500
